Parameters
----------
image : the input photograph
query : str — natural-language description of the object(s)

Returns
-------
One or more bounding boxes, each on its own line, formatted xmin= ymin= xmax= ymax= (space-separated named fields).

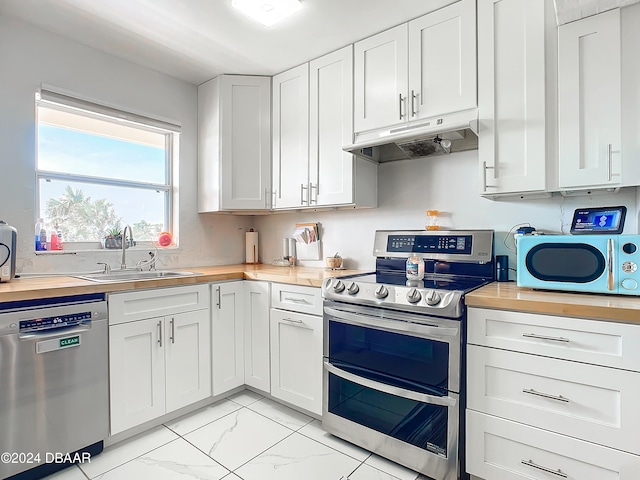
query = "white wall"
xmin=0 ymin=16 xmax=252 ymax=274
xmin=255 ymin=151 xmax=638 ymax=272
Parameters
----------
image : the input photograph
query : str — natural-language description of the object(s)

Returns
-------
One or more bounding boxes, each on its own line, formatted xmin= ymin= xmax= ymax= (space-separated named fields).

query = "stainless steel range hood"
xmin=344 ymin=108 xmax=478 ymax=163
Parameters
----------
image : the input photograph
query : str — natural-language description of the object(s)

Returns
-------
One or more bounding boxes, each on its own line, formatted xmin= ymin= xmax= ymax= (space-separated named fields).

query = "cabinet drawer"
xmin=466 ymin=410 xmax=640 ymax=480
xmin=109 ymin=285 xmax=210 ymax=325
xmin=271 ymin=283 xmax=322 ymax=316
xmin=467 ymin=345 xmax=640 ymax=455
xmin=468 ymin=307 xmax=640 ymax=371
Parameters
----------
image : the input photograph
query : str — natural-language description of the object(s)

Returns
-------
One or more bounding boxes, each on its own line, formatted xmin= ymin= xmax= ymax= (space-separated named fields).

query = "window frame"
xmin=35 ymin=88 xmax=178 ymax=248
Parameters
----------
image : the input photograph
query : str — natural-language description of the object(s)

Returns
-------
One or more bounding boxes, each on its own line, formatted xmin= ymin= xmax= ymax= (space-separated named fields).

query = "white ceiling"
xmin=0 ymin=0 xmax=458 ymax=85
xmin=4 ymin=0 xmax=638 ymax=86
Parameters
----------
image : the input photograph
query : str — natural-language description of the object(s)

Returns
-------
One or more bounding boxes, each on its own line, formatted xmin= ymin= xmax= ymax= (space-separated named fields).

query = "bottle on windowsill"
xmin=35 ymin=218 xmax=47 ymax=251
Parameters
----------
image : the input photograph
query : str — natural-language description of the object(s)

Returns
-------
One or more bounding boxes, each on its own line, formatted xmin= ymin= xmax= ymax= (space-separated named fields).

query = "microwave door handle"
xmin=324 ymin=361 xmax=457 ymax=407
xmin=607 ymin=238 xmax=615 ymax=291
xmin=323 ymin=306 xmax=458 ymax=339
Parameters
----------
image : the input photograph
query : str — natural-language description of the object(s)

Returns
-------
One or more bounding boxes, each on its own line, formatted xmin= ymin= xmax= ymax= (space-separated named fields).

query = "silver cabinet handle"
xmin=284 ymin=296 xmax=308 ymax=304
xmin=399 ymin=93 xmax=404 ymax=120
xmin=309 ymin=183 xmax=318 ymax=204
xmin=157 ymin=320 xmax=162 ymax=347
xmin=521 ymin=459 xmax=568 ymax=478
xmin=482 ymin=160 xmax=496 ymax=190
xmin=170 ymin=318 xmax=175 ymax=344
xmin=607 ymin=143 xmax=613 ymax=181
xmin=411 ymin=90 xmax=416 ymax=117
xmin=608 ymin=237 xmax=615 ymax=291
xmin=300 ymin=184 xmax=308 ymax=205
xmin=216 ymin=286 xmax=221 ymax=309
xmin=264 ymin=188 xmax=269 ymax=209
xmin=522 ymin=333 xmax=570 ymax=343
xmin=272 ymin=189 xmax=277 ymax=209
xmin=522 ymin=388 xmax=569 ymax=403
xmin=282 ymin=317 xmax=304 ymax=324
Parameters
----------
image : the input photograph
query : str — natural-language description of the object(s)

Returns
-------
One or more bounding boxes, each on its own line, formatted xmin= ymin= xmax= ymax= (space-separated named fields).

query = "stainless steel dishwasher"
xmin=0 ymin=293 xmax=108 ymax=479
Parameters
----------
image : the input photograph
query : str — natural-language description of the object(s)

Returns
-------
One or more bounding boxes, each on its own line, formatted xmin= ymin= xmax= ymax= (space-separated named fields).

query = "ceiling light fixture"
xmin=232 ymin=0 xmax=302 ymax=27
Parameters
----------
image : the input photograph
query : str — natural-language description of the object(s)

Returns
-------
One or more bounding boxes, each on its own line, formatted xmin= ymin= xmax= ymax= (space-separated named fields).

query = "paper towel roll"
xmin=245 ymin=230 xmax=259 ymax=264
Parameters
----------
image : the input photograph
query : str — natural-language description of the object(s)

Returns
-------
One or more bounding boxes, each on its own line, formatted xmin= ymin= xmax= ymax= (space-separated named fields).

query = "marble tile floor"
xmin=43 ymin=390 xmax=429 ymax=480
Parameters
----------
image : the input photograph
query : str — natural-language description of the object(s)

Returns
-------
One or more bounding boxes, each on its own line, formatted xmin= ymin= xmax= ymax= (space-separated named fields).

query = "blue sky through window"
xmin=37 ymin=124 xmax=169 ymax=241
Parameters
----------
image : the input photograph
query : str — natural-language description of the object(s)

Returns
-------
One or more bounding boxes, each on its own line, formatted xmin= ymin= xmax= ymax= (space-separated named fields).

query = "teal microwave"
xmin=516 ymin=234 xmax=640 ymax=295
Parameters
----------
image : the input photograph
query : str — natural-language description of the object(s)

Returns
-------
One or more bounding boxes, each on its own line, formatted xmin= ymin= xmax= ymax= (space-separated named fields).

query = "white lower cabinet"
xmin=467 ymin=410 xmax=640 ymax=479
xmin=211 ymin=281 xmax=244 ymax=396
xmin=109 ymin=285 xmax=211 ymax=435
xmin=270 ymin=306 xmax=323 ymax=416
xmin=244 ymin=281 xmax=271 ymax=392
xmin=466 ymin=307 xmax=640 ymax=479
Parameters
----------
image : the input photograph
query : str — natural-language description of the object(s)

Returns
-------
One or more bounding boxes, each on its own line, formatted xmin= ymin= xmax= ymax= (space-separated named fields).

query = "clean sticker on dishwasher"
xmin=36 ymin=335 xmax=81 ymax=354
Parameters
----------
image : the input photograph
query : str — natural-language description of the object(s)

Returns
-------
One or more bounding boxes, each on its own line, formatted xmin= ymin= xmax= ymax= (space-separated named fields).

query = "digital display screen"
xmin=570 ymin=206 xmax=627 ymax=234
xmin=386 ymin=235 xmax=472 ymax=254
xmin=19 ymin=311 xmax=91 ymax=333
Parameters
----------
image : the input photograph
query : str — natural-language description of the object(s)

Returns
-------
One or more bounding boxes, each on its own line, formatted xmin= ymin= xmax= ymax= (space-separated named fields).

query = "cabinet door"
xmin=309 ymin=46 xmax=354 ymax=206
xmin=212 ymin=281 xmax=244 ymax=396
xmin=272 ymin=64 xmax=310 ymax=209
xmin=165 ymin=309 xmax=212 ymax=412
xmin=558 ymin=9 xmax=621 ymax=189
xmin=244 ymin=281 xmax=271 ymax=392
xmin=408 ymin=0 xmax=476 ymax=120
xmin=270 ymin=308 xmax=322 ymax=415
xmin=219 ymin=75 xmax=272 ymax=210
xmin=198 ymin=76 xmax=271 ymax=212
xmin=478 ymin=0 xmax=547 ymax=195
xmin=354 ymin=24 xmax=408 ymax=133
xmin=109 ymin=317 xmax=166 ymax=435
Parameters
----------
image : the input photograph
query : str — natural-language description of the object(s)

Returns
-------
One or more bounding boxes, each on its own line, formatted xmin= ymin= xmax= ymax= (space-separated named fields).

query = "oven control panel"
xmin=322 ymin=278 xmax=464 ymax=318
xmin=373 ymin=229 xmax=493 ymax=263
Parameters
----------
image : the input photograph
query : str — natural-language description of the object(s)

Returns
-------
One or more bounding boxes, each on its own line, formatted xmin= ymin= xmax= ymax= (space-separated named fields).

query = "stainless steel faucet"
xmin=121 ymin=225 xmax=134 ymax=270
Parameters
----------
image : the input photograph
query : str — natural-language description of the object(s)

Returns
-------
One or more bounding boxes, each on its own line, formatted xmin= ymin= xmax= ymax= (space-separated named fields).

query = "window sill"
xmin=34 ymin=242 xmax=178 ymax=254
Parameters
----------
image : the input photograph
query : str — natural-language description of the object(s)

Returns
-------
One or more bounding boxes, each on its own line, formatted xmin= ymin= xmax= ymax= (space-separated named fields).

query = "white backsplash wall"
xmin=0 ymin=15 xmax=252 ymax=274
xmin=255 ymin=150 xmax=638 ymax=272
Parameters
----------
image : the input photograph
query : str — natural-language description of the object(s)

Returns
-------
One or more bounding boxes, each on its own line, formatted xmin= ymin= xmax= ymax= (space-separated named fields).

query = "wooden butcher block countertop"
xmin=466 ymin=282 xmax=640 ymax=323
xmin=0 ymin=264 xmax=367 ymax=303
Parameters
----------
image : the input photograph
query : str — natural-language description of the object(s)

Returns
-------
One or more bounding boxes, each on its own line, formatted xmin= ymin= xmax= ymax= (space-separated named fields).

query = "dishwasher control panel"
xmin=20 ymin=311 xmax=93 ymax=333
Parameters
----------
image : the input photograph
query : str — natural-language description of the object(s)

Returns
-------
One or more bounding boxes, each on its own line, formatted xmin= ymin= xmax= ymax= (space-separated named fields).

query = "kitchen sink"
xmin=74 ymin=270 xmax=200 ymax=283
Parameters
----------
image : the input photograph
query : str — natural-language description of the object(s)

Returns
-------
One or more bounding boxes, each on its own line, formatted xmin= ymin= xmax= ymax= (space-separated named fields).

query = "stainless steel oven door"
xmin=323 ymin=302 xmax=460 ymax=392
xmin=323 ymin=362 xmax=459 ymax=480
xmin=322 ymin=301 xmax=461 ymax=480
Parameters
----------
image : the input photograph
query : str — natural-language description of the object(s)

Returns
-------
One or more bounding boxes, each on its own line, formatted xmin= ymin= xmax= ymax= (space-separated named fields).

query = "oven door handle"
xmin=324 ymin=306 xmax=458 ymax=339
xmin=324 ymin=361 xmax=457 ymax=407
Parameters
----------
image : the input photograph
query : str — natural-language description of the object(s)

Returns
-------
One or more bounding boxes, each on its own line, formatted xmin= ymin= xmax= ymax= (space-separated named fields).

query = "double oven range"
xmin=322 ymin=230 xmax=494 ymax=480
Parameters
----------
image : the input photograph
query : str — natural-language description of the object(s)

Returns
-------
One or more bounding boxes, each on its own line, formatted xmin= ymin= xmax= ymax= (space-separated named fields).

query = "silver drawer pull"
xmin=284 ymin=297 xmax=309 ymax=304
xmin=522 ymin=333 xmax=570 ymax=343
xmin=523 ymin=388 xmax=570 ymax=403
xmin=522 ymin=459 xmax=568 ymax=478
xmin=283 ymin=317 xmax=304 ymax=324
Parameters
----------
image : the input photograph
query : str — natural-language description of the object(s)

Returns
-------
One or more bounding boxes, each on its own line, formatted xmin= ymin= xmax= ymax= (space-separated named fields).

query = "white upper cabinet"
xmin=198 ymin=75 xmax=271 ymax=212
xmin=354 ymin=24 xmax=408 ymax=133
xmin=272 ymin=64 xmax=310 ymax=209
xmin=558 ymin=9 xmax=621 ymax=190
xmin=477 ymin=0 xmax=553 ymax=197
xmin=354 ymin=0 xmax=476 ymax=136
xmin=408 ymin=0 xmax=476 ymax=120
xmin=309 ymin=47 xmax=355 ymax=206
xmin=273 ymin=49 xmax=377 ymax=210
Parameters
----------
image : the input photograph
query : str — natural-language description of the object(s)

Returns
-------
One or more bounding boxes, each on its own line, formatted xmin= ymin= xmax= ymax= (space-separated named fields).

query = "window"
xmin=35 ymin=89 xmax=179 ymax=247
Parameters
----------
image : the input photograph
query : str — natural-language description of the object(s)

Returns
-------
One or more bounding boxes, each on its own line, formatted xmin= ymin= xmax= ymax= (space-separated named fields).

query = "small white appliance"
xmin=0 ymin=220 xmax=17 ymax=282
